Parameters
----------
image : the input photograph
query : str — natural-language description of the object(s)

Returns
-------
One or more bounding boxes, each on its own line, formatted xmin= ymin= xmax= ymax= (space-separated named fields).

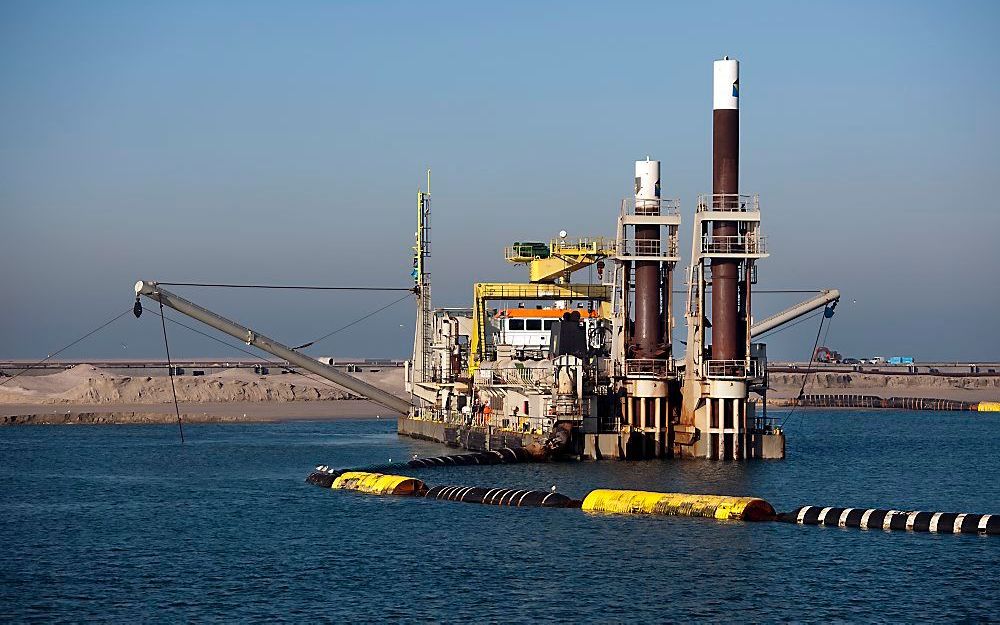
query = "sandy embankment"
xmin=0 ymin=364 xmax=407 ymax=425
xmin=767 ymin=372 xmax=1000 ymax=404
xmin=4 ymin=364 xmax=998 ymax=424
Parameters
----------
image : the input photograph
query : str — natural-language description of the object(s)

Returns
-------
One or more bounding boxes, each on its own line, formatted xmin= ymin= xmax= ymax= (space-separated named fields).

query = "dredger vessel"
xmin=134 ymin=57 xmax=840 ymax=462
xmin=399 ymin=57 xmax=838 ymax=460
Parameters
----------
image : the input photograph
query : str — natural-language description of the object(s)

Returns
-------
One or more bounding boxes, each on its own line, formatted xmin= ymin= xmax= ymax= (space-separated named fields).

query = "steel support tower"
xmin=679 ymin=57 xmax=771 ymax=459
xmin=611 ymin=159 xmax=681 ymax=458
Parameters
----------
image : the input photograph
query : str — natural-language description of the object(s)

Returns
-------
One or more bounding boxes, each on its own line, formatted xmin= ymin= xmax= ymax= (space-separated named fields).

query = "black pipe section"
xmin=425 ymin=485 xmax=580 ymax=508
xmin=306 ymin=448 xmax=539 ymax=486
xmin=779 ymin=506 xmax=999 ymax=535
xmin=306 ymin=472 xmax=337 ymax=488
xmin=634 ymin=243 xmax=661 ymax=357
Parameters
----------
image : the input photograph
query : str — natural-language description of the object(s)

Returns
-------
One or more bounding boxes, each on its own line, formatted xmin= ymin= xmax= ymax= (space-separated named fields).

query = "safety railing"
xmin=505 ymin=237 xmax=615 ymax=263
xmin=413 ymin=406 xmax=464 ymax=424
xmin=549 ymin=399 xmax=583 ymax=418
xmin=505 ymin=242 xmax=550 ymax=262
xmin=624 ymin=358 xmax=674 ymax=377
xmin=704 ymin=359 xmax=762 ymax=379
xmin=479 ymin=366 xmax=553 ymax=389
xmin=700 ymin=234 xmax=766 ymax=255
xmin=696 ymin=193 xmax=759 ymax=212
xmin=453 ymin=409 xmax=552 ymax=434
xmin=476 ymin=283 xmax=611 ymax=301
xmin=616 ymin=237 xmax=680 ymax=258
xmin=547 ymin=236 xmax=616 ymax=256
xmin=622 ymin=197 xmax=681 ymax=217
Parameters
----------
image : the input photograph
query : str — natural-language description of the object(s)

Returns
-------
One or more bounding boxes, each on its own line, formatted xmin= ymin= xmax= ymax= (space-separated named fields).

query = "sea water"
xmin=1 ymin=410 xmax=997 ymax=622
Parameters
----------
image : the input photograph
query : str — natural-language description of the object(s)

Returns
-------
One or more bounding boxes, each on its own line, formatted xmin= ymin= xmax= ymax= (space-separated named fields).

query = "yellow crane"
xmin=504 ymin=236 xmax=615 ymax=283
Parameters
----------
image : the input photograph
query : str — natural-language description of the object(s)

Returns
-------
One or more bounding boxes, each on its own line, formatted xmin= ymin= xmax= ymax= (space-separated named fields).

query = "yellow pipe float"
xmin=330 ymin=471 xmax=428 ymax=496
xmin=977 ymin=401 xmax=1000 ymax=412
xmin=581 ymin=489 xmax=775 ymax=522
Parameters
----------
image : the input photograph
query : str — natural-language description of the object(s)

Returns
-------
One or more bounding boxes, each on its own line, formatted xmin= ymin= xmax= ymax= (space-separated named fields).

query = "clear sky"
xmin=1 ymin=0 xmax=998 ymax=363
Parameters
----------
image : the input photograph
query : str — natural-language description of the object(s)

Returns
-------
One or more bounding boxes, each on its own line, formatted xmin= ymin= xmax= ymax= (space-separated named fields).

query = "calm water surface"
xmin=2 ymin=410 xmax=998 ymax=622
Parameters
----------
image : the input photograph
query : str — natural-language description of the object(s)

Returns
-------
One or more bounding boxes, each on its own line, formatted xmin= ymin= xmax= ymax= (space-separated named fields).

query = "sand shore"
xmin=2 ymin=363 xmax=998 ymax=425
xmin=0 ymin=400 xmax=396 ymax=425
xmin=0 ymin=364 xmax=405 ymax=425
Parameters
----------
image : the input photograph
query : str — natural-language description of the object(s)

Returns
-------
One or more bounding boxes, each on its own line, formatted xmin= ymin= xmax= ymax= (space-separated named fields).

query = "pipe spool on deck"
xmin=581 ymin=489 xmax=776 ymax=522
xmin=780 ymin=506 xmax=999 ymax=535
xmin=425 ymin=485 xmax=579 ymax=508
xmin=328 ymin=471 xmax=427 ymax=496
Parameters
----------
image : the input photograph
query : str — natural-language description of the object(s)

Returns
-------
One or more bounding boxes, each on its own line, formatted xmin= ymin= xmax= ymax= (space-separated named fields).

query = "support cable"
xmin=292 ymin=293 xmax=412 ymax=350
xmin=0 ymin=308 xmax=134 ymax=388
xmin=754 ymin=309 xmax=824 ymax=341
xmin=158 ymin=300 xmax=185 ymax=443
xmin=140 ymin=307 xmax=350 ymax=394
xmin=158 ymin=282 xmax=414 ymax=292
xmin=779 ymin=308 xmax=833 ymax=429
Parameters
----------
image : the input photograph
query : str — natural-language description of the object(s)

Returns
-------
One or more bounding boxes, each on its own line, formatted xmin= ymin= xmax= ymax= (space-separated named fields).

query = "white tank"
xmin=634 ymin=159 xmax=660 ymax=214
xmin=634 ymin=158 xmax=660 ymax=200
xmin=713 ymin=57 xmax=739 ymax=111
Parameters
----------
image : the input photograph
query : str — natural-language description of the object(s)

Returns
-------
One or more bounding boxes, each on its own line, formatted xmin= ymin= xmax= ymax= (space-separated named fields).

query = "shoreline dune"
xmin=0 ymin=364 xmax=406 ymax=425
xmin=2 ymin=364 xmax=998 ymax=425
xmin=0 ymin=364 xmax=405 ymax=404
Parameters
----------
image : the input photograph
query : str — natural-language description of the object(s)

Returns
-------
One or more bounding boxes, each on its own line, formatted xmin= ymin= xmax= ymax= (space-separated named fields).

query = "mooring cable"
xmin=0 ymin=307 xmax=134 ymax=388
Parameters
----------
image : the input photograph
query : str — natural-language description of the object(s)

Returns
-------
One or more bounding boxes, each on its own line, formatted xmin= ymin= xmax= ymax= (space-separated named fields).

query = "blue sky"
xmin=1 ymin=0 xmax=998 ymax=362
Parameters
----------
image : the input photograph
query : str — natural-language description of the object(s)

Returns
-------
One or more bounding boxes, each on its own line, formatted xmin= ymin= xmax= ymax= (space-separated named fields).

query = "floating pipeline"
xmin=306 ymin=475 xmax=998 ymax=536
xmin=306 ymin=448 xmax=536 ymax=486
xmin=306 ymin=425 xmax=574 ymax=487
xmin=779 ymin=506 xmax=999 ymax=535
xmin=797 ymin=394 xmax=1000 ymax=412
xmin=581 ymin=489 xmax=776 ymax=521
xmin=328 ymin=471 xmax=428 ymax=496
xmin=425 ymin=485 xmax=579 ymax=508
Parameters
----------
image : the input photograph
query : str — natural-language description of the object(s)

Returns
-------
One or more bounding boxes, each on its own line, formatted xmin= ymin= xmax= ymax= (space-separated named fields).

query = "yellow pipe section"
xmin=331 ymin=471 xmax=427 ymax=496
xmin=978 ymin=401 xmax=1000 ymax=412
xmin=581 ymin=489 xmax=775 ymax=522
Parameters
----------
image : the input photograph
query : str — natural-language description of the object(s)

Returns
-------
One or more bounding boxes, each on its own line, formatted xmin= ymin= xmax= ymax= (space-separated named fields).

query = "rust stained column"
xmin=633 ymin=159 xmax=662 ymax=358
xmin=711 ymin=57 xmax=740 ymax=361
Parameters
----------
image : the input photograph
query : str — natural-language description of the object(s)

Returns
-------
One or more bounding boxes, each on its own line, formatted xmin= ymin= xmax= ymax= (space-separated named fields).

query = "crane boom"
xmin=749 ymin=289 xmax=840 ymax=338
xmin=134 ymin=280 xmax=412 ymax=414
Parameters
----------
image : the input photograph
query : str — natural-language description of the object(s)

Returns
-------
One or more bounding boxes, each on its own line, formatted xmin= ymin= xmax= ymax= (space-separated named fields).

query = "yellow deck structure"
xmin=468 ymin=282 xmax=611 ymax=375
